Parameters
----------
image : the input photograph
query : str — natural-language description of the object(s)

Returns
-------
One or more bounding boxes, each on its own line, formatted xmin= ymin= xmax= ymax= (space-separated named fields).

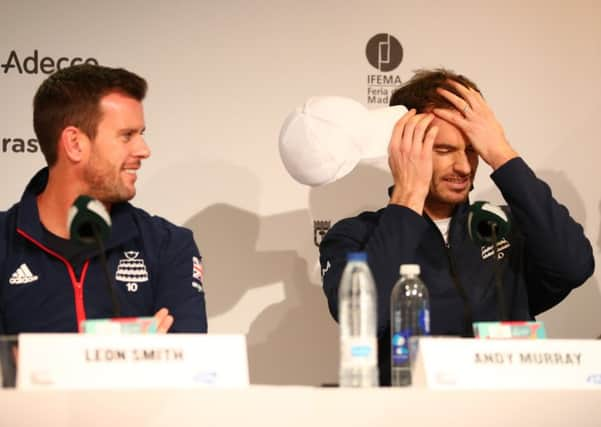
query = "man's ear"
xmin=60 ymin=126 xmax=87 ymax=163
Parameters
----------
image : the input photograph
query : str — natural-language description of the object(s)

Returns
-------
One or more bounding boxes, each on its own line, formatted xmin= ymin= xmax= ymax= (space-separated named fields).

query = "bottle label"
xmin=391 ymin=332 xmax=410 ymax=366
xmin=420 ymin=308 xmax=430 ymax=334
xmin=341 ymin=337 xmax=377 ymax=368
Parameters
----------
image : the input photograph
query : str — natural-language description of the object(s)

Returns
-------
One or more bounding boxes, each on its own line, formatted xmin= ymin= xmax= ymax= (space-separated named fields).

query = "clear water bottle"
xmin=390 ymin=264 xmax=430 ymax=386
xmin=338 ymin=252 xmax=379 ymax=387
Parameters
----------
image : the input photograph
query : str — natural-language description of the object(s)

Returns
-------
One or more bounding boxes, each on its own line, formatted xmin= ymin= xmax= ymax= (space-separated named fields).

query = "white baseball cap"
xmin=278 ymin=96 xmax=407 ymax=186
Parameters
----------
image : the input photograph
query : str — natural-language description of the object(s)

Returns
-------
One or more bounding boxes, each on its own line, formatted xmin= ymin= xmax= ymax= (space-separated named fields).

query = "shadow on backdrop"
xmin=185 ymin=204 xmax=337 ymax=385
xmin=183 ymin=163 xmax=391 ymax=385
xmin=308 ymin=162 xmax=391 ymax=221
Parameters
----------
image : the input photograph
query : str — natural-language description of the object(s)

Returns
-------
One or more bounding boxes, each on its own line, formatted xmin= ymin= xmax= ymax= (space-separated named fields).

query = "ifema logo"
xmin=1 ymin=49 xmax=99 ymax=75
xmin=365 ymin=34 xmax=403 ymax=72
xmin=364 ymin=34 xmax=404 ymax=106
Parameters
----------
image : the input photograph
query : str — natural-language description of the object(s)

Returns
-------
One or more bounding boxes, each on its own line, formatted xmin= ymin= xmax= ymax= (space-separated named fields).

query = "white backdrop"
xmin=1 ymin=0 xmax=599 ymax=385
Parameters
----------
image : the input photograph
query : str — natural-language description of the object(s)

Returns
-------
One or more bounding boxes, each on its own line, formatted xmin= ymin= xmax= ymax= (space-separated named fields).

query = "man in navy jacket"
xmin=319 ymin=69 xmax=594 ymax=385
xmin=0 ymin=65 xmax=207 ymax=335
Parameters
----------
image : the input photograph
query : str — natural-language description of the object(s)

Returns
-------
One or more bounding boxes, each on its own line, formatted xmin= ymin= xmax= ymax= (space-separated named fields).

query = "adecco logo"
xmin=1 ymin=50 xmax=99 ymax=74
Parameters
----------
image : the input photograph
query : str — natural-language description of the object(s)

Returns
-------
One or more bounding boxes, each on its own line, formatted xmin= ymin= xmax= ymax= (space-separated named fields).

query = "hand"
xmin=433 ymin=80 xmax=518 ymax=170
xmin=388 ymin=109 xmax=439 ymax=215
xmin=154 ymin=307 xmax=174 ymax=333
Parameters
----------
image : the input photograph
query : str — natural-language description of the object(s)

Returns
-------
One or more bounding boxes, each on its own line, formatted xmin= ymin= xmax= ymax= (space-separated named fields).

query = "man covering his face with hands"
xmin=319 ymin=68 xmax=594 ymax=385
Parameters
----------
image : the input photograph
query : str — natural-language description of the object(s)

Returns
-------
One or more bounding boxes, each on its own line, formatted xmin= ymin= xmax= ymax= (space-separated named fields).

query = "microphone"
xmin=467 ymin=201 xmax=511 ymax=321
xmin=68 ymin=196 xmax=111 ymax=245
xmin=467 ymin=201 xmax=510 ymax=246
xmin=68 ymin=195 xmax=120 ymax=317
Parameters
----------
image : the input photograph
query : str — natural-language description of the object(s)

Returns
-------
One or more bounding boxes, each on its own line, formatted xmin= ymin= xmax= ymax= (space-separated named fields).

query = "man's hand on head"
xmin=433 ymin=80 xmax=518 ymax=170
xmin=388 ymin=109 xmax=439 ymax=215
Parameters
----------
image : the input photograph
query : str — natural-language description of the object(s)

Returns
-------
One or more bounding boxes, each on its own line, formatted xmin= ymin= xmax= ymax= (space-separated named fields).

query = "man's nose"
xmin=453 ymin=151 xmax=471 ymax=175
xmin=135 ymin=136 xmax=151 ymax=159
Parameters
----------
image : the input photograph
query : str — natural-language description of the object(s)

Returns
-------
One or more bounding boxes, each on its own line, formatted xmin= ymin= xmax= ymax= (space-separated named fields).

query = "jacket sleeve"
xmin=0 ymin=213 xmax=6 ymax=335
xmin=155 ymin=223 xmax=208 ymax=333
xmin=319 ymin=205 xmax=430 ymax=336
xmin=491 ymin=157 xmax=595 ymax=315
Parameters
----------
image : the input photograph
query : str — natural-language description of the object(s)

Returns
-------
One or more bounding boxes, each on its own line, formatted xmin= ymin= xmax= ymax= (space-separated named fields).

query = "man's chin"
xmin=97 ymin=190 xmax=135 ymax=205
xmin=120 ymin=190 xmax=136 ymax=203
xmin=443 ymin=191 xmax=469 ymax=205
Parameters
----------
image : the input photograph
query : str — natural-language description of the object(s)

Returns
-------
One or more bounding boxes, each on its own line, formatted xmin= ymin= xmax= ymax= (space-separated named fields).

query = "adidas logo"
xmin=9 ymin=263 xmax=39 ymax=285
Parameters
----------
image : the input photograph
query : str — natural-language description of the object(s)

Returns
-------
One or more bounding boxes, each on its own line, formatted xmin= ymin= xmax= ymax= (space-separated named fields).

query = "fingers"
xmin=401 ymin=114 xmax=418 ymax=155
xmin=446 ymin=80 xmax=483 ymax=105
xmin=437 ymin=80 xmax=485 ymax=115
xmin=434 ymin=79 xmax=481 ymax=127
xmin=422 ymin=125 xmax=439 ymax=157
xmin=159 ymin=315 xmax=174 ymax=333
xmin=434 ymin=80 xmax=512 ymax=169
xmin=437 ymin=86 xmax=471 ymax=115
xmin=154 ymin=307 xmax=174 ymax=334
xmin=388 ymin=110 xmax=435 ymax=170
xmin=387 ymin=111 xmax=434 ymax=212
xmin=388 ymin=109 xmax=416 ymax=157
xmin=409 ymin=113 xmax=435 ymax=157
xmin=432 ymin=107 xmax=467 ymax=128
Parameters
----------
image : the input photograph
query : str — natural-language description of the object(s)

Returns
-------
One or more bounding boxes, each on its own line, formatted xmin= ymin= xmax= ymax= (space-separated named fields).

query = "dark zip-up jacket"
xmin=320 ymin=158 xmax=594 ymax=385
xmin=0 ymin=168 xmax=207 ymax=334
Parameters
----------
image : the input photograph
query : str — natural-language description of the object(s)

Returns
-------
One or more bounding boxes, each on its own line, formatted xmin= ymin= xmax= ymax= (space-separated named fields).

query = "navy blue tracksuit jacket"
xmin=320 ymin=158 xmax=595 ymax=385
xmin=0 ymin=168 xmax=207 ymax=334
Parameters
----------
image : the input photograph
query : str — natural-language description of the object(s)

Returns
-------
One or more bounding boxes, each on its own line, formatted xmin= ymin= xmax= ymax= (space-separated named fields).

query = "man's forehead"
xmin=99 ymin=91 xmax=142 ymax=111
xmin=430 ymin=115 xmax=455 ymax=128
xmin=431 ymin=116 xmax=470 ymax=146
xmin=97 ymin=92 xmax=145 ymax=128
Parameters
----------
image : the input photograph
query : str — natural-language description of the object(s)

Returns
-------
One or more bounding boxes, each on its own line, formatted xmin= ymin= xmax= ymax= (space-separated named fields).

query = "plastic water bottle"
xmin=390 ymin=264 xmax=430 ymax=386
xmin=338 ymin=252 xmax=379 ymax=387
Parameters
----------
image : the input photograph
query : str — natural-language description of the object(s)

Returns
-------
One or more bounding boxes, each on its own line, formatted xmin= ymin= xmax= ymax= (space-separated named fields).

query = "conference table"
xmin=2 ymin=335 xmax=600 ymax=425
xmin=1 ymin=386 xmax=599 ymax=426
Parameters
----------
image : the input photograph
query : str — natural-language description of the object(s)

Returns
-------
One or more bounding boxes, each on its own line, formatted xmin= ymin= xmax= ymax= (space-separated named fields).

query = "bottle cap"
xmin=347 ymin=251 xmax=367 ymax=262
xmin=400 ymin=264 xmax=420 ymax=276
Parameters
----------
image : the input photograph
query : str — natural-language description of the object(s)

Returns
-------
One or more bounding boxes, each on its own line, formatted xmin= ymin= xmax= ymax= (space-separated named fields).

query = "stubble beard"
xmin=426 ymin=178 xmax=471 ymax=215
xmin=83 ymin=158 xmax=134 ymax=204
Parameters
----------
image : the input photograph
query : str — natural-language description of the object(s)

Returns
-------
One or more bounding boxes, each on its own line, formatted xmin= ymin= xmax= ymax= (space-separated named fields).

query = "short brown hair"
xmin=389 ymin=68 xmax=481 ymax=112
xmin=33 ymin=64 xmax=147 ymax=167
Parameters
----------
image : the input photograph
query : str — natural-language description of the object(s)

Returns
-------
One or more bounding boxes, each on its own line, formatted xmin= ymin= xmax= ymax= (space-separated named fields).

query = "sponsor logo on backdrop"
xmin=366 ymin=34 xmax=403 ymax=72
xmin=1 ymin=50 xmax=97 ymax=155
xmin=313 ymin=220 xmax=331 ymax=247
xmin=365 ymin=34 xmax=403 ymax=106
xmin=1 ymin=50 xmax=99 ymax=75
xmin=1 ymin=136 xmax=39 ymax=153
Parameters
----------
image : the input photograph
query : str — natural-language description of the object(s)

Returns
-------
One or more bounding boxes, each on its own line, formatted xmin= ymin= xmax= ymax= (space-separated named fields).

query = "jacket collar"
xmin=17 ymin=168 xmax=139 ymax=251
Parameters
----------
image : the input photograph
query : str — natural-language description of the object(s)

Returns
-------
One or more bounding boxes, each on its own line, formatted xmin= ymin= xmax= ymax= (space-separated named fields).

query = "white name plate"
xmin=411 ymin=337 xmax=601 ymax=390
xmin=17 ymin=333 xmax=249 ymax=390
